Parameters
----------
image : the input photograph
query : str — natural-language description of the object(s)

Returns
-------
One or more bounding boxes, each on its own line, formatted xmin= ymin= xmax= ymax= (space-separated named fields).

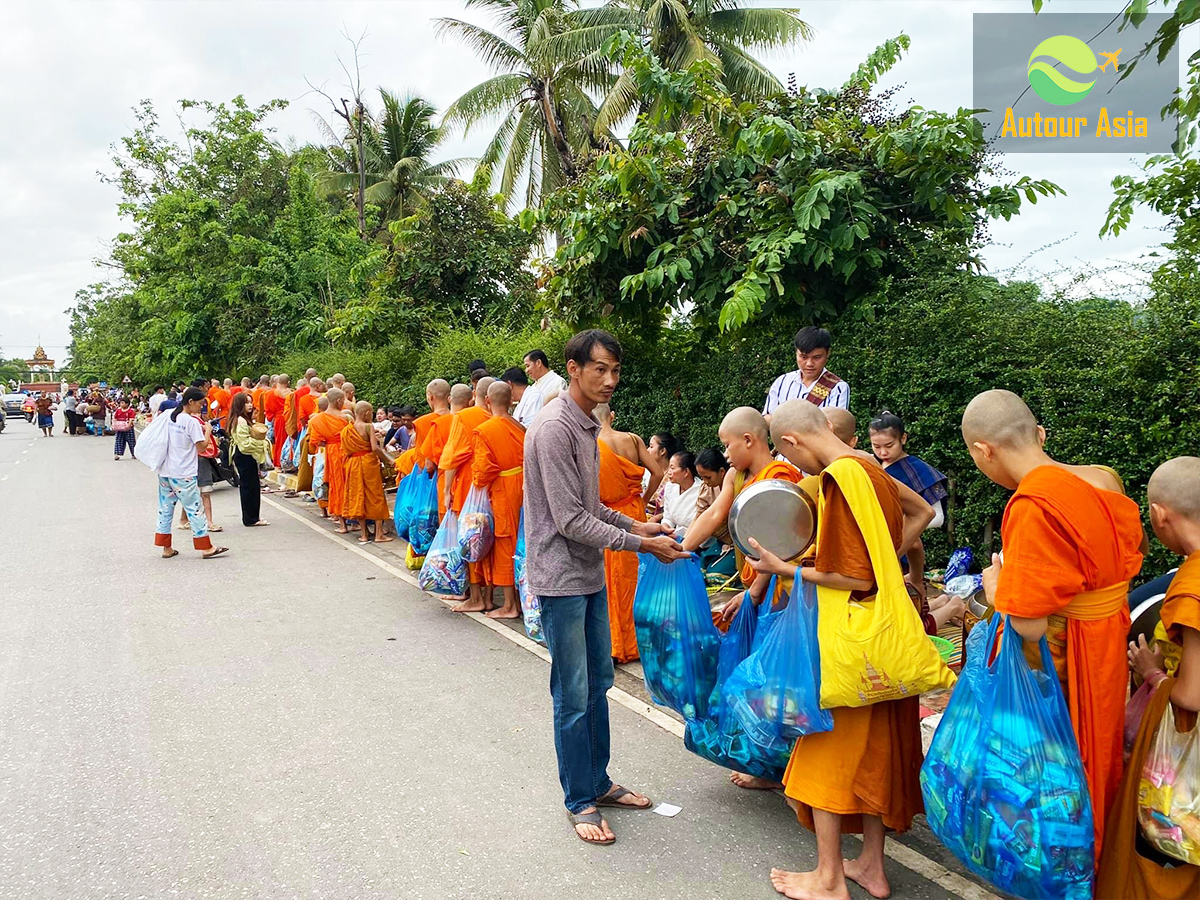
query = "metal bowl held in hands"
xmin=727 ymin=478 xmax=817 ymax=563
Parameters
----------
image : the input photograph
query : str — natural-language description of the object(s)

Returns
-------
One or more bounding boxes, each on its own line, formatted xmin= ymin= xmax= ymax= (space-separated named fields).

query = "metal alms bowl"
xmin=727 ymin=478 xmax=817 ymax=562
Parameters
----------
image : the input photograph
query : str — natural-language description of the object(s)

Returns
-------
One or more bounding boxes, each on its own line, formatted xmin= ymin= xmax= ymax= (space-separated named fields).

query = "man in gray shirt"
xmin=524 ymin=329 xmax=687 ymax=845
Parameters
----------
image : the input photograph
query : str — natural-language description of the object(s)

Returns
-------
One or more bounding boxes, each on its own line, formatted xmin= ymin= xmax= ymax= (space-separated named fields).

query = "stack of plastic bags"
xmin=392 ymin=471 xmax=417 ymax=542
xmin=1138 ymin=700 xmax=1200 ymax=864
xmin=418 ymin=510 xmax=467 ymax=596
xmin=458 ymin=485 xmax=495 ymax=563
xmin=723 ymin=579 xmax=832 ymax=755
xmin=513 ymin=510 xmax=543 ymax=643
xmin=405 ymin=469 xmax=440 ymax=557
xmin=633 ymin=553 xmax=720 ymax=723
xmin=920 ymin=617 xmax=1095 ymax=900
xmin=684 ymin=583 xmax=792 ymax=781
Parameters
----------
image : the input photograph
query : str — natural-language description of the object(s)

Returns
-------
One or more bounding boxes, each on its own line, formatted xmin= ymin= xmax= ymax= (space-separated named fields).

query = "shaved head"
xmin=450 ymin=383 xmax=473 ymax=408
xmin=342 ymin=382 xmax=354 ymax=396
xmin=309 ymin=378 xmax=326 ymax=393
xmin=823 ymin=407 xmax=857 ymax=445
xmin=258 ymin=375 xmax=269 ymax=386
xmin=241 ymin=377 xmax=252 ymax=388
xmin=474 ymin=376 xmax=495 ymax=404
xmin=325 ymin=387 xmax=345 ymax=409
xmin=720 ymin=407 xmax=769 ymax=443
xmin=1149 ymin=456 xmax=1200 ymax=522
xmin=962 ymin=390 xmax=1039 ymax=448
xmin=305 ymin=368 xmax=318 ymax=380
xmin=768 ymin=400 xmax=827 ymax=447
xmin=354 ymin=400 xmax=373 ymax=421
xmin=427 ymin=379 xmax=450 ymax=401
xmin=223 ymin=378 xmax=233 ymax=388
xmin=317 ymin=395 xmax=329 ymax=412
xmin=278 ymin=374 xmax=291 ymax=387
xmin=488 ymin=380 xmax=512 ymax=411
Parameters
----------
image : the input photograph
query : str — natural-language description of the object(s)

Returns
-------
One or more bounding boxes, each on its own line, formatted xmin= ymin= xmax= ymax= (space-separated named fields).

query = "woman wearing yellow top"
xmin=228 ymin=392 xmax=271 ymax=527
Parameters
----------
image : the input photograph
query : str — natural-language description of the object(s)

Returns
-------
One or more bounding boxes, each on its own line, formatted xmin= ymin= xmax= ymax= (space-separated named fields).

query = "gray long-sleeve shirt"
xmin=524 ymin=392 xmax=641 ymax=597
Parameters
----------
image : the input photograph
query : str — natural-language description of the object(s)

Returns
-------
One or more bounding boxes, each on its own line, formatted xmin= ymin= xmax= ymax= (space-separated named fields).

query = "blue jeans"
xmin=539 ymin=590 xmax=615 ymax=814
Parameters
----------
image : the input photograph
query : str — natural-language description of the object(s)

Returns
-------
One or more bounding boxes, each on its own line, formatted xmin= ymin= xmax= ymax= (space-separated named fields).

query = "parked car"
xmin=2 ymin=393 xmax=27 ymax=420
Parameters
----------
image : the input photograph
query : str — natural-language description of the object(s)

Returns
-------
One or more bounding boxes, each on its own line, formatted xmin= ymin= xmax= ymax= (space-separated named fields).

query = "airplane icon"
xmin=1098 ymin=49 xmax=1122 ymax=73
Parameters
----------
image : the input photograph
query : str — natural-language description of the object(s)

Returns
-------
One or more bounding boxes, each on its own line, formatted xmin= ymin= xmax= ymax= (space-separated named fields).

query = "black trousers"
xmin=64 ymin=410 xmax=78 ymax=433
xmin=232 ymin=449 xmax=261 ymax=526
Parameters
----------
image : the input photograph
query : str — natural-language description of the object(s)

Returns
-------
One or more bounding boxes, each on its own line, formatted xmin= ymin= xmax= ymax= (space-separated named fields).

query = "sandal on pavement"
xmin=161 ymin=549 xmax=179 ymax=559
xmin=595 ymin=785 xmax=652 ymax=810
xmin=203 ymin=547 xmax=230 ymax=559
xmin=567 ymin=811 xmax=615 ymax=845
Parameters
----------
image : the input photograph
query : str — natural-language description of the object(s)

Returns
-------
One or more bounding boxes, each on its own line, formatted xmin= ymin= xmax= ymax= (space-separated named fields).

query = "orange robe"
xmin=598 ymin=440 xmax=646 ymax=663
xmin=1161 ymin=550 xmax=1200 ymax=650
xmin=440 ymin=407 xmax=492 ymax=585
xmin=307 ymin=410 xmax=349 ymax=516
xmin=341 ymin=422 xmax=389 ymax=521
xmin=210 ymin=388 xmax=231 ymax=427
xmin=297 ymin=392 xmax=317 ymax=432
xmin=472 ymin=417 xmax=524 ymax=587
xmin=284 ymin=391 xmax=299 ymax=439
xmin=993 ymin=465 xmax=1144 ymax=858
xmin=783 ymin=457 xmax=924 ymax=834
xmin=252 ymin=386 xmax=266 ymax=423
xmin=264 ymin=389 xmax=290 ymax=467
xmin=411 ymin=411 xmax=440 ymax=466
xmin=420 ymin=412 xmax=458 ymax=520
xmin=206 ymin=387 xmax=221 ymax=419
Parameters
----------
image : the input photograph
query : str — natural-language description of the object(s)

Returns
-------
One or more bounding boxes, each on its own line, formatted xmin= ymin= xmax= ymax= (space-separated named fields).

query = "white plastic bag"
xmin=135 ymin=412 xmax=173 ymax=473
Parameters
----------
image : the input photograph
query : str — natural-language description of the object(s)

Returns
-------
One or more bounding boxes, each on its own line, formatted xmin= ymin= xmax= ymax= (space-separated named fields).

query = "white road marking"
xmin=261 ymin=494 xmax=997 ymax=900
xmin=12 ymin=460 xmax=20 ymax=466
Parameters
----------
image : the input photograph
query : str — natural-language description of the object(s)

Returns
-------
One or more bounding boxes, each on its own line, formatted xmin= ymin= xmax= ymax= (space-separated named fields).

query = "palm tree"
xmin=436 ymin=0 xmax=614 ymax=210
xmin=321 ymin=90 xmax=464 ymax=227
xmin=552 ymin=0 xmax=812 ymax=135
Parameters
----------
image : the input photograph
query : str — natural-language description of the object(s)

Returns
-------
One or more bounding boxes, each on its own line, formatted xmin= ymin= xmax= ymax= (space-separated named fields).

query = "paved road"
xmin=0 ymin=417 xmax=982 ymax=900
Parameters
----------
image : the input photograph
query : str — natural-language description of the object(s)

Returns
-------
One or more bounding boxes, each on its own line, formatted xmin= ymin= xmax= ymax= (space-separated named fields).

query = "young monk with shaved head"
xmin=744 ymin=398 xmax=936 ymax=900
xmin=342 ymin=400 xmax=394 ymax=544
xmin=307 ymin=387 xmax=354 ymax=532
xmin=440 ymin=377 xmax=495 ymax=612
xmin=472 ymin=380 xmax=526 ymax=620
xmin=593 ymin=402 xmax=663 ymax=663
xmin=963 ymin=389 xmax=1144 ymax=862
xmin=422 ymin=383 xmax=472 ymax=524
xmin=401 ymin=379 xmax=450 ymax=481
xmin=823 ymin=407 xmax=858 ymax=447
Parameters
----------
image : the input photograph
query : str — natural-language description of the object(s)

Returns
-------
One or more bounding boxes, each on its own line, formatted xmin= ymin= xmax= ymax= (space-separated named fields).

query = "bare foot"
xmin=374 ymin=535 xmax=394 ymax=543
xmin=452 ymin=598 xmax=490 ymax=613
xmin=335 ymin=525 xmax=350 ymax=534
xmin=769 ymin=868 xmax=850 ymax=900
xmin=571 ymin=807 xmax=615 ymax=844
xmin=842 ymin=858 xmax=890 ymax=899
xmin=485 ymin=606 xmax=522 ymax=619
xmin=731 ymin=772 xmax=784 ymax=790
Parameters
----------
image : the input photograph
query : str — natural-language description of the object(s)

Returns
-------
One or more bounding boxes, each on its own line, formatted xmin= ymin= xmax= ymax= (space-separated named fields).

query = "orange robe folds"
xmin=735 ymin=460 xmax=803 ymax=587
xmin=420 ymin=412 xmax=457 ymax=520
xmin=252 ymin=387 xmax=266 ymax=424
xmin=210 ymin=388 xmax=231 ymax=427
xmin=411 ymin=411 xmax=440 ymax=467
xmin=993 ymin=465 xmax=1144 ymax=858
xmin=297 ymin=392 xmax=317 ymax=432
xmin=341 ymin=423 xmax=389 ymax=521
xmin=264 ymin=389 xmax=289 ymax=467
xmin=1161 ymin=550 xmax=1200 ymax=650
xmin=783 ymin=457 xmax=924 ymax=834
xmin=284 ymin=391 xmax=300 ymax=439
xmin=440 ymin=407 xmax=490 ymax=514
xmin=307 ymin=411 xmax=349 ymax=516
xmin=472 ymin=417 xmax=525 ymax=587
xmin=598 ymin=440 xmax=646 ymax=663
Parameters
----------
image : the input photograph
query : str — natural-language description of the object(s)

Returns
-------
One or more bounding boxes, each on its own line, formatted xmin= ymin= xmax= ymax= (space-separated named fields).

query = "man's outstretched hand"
xmin=639 ymin=533 xmax=690 ymax=564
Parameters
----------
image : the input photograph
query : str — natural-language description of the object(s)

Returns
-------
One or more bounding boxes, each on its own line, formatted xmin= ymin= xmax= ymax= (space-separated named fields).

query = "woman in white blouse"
xmin=657 ymin=450 xmax=703 ymax=538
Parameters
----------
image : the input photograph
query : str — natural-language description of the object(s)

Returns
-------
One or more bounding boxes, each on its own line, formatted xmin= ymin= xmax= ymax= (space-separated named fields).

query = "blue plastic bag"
xmin=392 ymin=471 xmax=417 ymax=541
xmin=944 ymin=547 xmax=974 ymax=582
xmin=513 ymin=510 xmax=543 ymax=643
xmin=683 ymin=587 xmax=791 ymax=782
xmin=920 ymin=616 xmax=1094 ymax=900
xmin=633 ymin=553 xmax=721 ymax=722
xmin=418 ymin=510 xmax=467 ymax=596
xmin=724 ymin=577 xmax=832 ymax=757
xmin=407 ymin=468 xmax=440 ymax=557
xmin=458 ymin=484 xmax=495 ymax=563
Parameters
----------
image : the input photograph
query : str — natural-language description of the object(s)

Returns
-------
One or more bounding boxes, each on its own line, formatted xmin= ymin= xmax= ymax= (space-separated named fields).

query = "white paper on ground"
xmin=652 ymin=803 xmax=682 ymax=818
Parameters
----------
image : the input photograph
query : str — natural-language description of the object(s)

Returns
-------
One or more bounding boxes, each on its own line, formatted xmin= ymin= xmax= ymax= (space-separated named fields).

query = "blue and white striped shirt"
xmin=762 ymin=369 xmax=850 ymax=414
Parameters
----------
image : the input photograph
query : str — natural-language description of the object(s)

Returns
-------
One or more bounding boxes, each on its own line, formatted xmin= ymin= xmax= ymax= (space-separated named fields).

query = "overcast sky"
xmin=0 ymin=0 xmax=1193 ymax=362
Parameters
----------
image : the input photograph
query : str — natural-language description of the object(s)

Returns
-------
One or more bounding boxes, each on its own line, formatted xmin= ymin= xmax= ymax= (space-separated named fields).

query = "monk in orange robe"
xmin=743 ymin=398 xmax=936 ymax=900
xmin=440 ymin=378 xmax=494 ymax=613
xmin=421 ymin=383 xmax=471 ymax=521
xmin=472 ymin=380 xmax=525 ymax=620
xmin=341 ymin=400 xmax=394 ymax=544
xmin=205 ymin=379 xmax=222 ymax=420
xmin=1098 ymin=456 xmax=1200 ymax=899
xmin=306 ymin=387 xmax=352 ymax=531
xmin=264 ymin=374 xmax=292 ymax=468
xmin=294 ymin=378 xmax=322 ymax=492
xmin=964 ymin=389 xmax=1144 ymax=862
xmin=594 ymin=403 xmax=662 ymax=663
xmin=251 ymin=375 xmax=270 ymax=424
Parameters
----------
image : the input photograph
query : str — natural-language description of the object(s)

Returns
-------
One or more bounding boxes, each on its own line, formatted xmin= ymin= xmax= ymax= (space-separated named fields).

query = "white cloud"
xmin=0 ymin=0 xmax=1190 ymax=360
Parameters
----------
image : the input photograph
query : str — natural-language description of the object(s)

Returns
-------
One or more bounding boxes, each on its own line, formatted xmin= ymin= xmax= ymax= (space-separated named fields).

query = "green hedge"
xmin=274 ymin=274 xmax=1198 ymax=577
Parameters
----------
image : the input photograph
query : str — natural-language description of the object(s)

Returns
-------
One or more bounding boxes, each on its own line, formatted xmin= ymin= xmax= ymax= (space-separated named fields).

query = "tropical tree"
xmin=321 ymin=89 xmax=463 ymax=230
xmin=436 ymin=0 xmax=613 ymax=209
xmin=553 ymin=0 xmax=813 ymax=135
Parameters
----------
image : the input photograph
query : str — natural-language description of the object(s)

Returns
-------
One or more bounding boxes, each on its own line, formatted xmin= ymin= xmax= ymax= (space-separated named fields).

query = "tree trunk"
xmin=538 ymin=79 xmax=575 ymax=179
xmin=355 ymin=100 xmax=366 ymax=239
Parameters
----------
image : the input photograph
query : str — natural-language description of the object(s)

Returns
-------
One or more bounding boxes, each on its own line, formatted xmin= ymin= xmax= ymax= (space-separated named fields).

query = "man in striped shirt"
xmin=762 ymin=326 xmax=849 ymax=417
